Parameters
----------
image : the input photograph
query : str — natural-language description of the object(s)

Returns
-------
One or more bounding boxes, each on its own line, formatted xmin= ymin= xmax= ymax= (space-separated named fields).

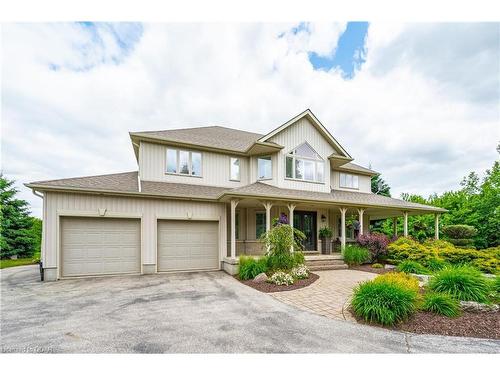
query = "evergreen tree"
xmin=0 ymin=174 xmax=37 ymax=258
xmin=371 ymin=174 xmax=391 ymax=197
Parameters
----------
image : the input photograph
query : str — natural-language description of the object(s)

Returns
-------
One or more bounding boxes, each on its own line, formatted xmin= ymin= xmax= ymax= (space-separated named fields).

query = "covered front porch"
xmin=219 ymin=186 xmax=446 ymax=274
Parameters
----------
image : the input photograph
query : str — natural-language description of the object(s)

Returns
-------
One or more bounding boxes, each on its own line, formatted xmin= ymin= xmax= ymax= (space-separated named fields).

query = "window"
xmin=230 ymin=157 xmax=240 ymax=181
xmin=339 ymin=173 xmax=359 ymax=189
xmin=285 ymin=142 xmax=324 ymax=183
xmin=255 ymin=212 xmax=266 ymax=238
xmin=257 ymin=156 xmax=272 ymax=180
xmin=166 ymin=149 xmax=177 ymax=173
xmin=191 ymin=152 xmax=202 ymax=176
xmin=166 ymin=149 xmax=202 ymax=177
xmin=235 ymin=211 xmax=240 ymax=240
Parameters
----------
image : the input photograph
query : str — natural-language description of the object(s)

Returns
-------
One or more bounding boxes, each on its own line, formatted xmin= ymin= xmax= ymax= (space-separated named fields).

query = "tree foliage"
xmin=371 ymin=174 xmax=391 ymax=197
xmin=0 ymin=174 xmax=40 ymax=259
xmin=372 ymin=158 xmax=500 ymax=249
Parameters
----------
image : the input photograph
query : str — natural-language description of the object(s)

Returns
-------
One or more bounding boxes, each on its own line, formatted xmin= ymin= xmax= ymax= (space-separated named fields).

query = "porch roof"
xmin=219 ymin=182 xmax=447 ymax=213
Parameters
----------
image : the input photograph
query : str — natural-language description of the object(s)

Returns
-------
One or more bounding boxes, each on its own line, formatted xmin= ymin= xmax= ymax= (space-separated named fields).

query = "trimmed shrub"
xmin=375 ymin=272 xmax=420 ymax=292
xmin=371 ymin=263 xmax=383 ymax=268
xmin=387 ymin=238 xmax=499 ymax=274
xmin=429 ymin=266 xmax=491 ymax=303
xmin=269 ymin=271 xmax=294 ymax=286
xmin=422 ymin=292 xmax=460 ymax=317
xmin=396 ymin=260 xmax=430 ymax=275
xmin=357 ymin=233 xmax=390 ymax=261
xmin=238 ymin=256 xmax=268 ymax=280
xmin=387 ymin=237 xmax=439 ymax=264
xmin=442 ymin=225 xmax=477 ymax=248
xmin=343 ymin=245 xmax=370 ymax=266
xmin=290 ymin=264 xmax=309 ymax=279
xmin=351 ymin=279 xmax=418 ymax=326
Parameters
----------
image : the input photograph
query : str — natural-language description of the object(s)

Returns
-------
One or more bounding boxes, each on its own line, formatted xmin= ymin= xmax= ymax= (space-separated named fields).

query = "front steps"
xmin=304 ymin=253 xmax=348 ymax=271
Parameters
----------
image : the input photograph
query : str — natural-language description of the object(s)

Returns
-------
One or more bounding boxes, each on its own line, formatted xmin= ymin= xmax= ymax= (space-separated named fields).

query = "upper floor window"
xmin=285 ymin=143 xmax=324 ymax=183
xmin=230 ymin=157 xmax=240 ymax=181
xmin=166 ymin=149 xmax=202 ymax=177
xmin=339 ymin=173 xmax=359 ymax=189
xmin=257 ymin=156 xmax=272 ymax=180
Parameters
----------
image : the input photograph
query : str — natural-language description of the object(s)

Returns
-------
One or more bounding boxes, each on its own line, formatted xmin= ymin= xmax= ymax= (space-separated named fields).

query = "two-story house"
xmin=27 ymin=109 xmax=446 ymax=281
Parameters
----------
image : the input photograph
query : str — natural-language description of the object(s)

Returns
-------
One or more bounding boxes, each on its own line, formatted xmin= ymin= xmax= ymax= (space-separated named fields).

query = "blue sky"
xmin=308 ymin=22 xmax=369 ymax=78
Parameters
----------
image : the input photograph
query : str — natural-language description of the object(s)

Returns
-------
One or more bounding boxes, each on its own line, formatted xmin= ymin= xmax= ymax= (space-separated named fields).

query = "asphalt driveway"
xmin=1 ymin=265 xmax=499 ymax=353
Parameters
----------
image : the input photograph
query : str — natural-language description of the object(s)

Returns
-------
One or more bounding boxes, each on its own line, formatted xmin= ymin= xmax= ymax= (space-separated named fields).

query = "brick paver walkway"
xmin=271 ymin=270 xmax=376 ymax=321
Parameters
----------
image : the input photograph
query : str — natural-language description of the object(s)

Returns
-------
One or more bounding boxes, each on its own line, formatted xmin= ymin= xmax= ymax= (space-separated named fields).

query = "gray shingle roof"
xmin=225 ymin=182 xmax=446 ymax=212
xmin=337 ymin=162 xmax=378 ymax=175
xmin=26 ymin=172 xmax=227 ymax=200
xmin=27 ymin=172 xmax=446 ymax=212
xmin=130 ymin=126 xmax=265 ymax=153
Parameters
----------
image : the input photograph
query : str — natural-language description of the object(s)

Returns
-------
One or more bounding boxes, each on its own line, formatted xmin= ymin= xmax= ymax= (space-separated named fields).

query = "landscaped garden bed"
xmin=235 ymin=219 xmax=317 ymax=293
xmin=349 ymin=263 xmax=393 ymax=275
xmin=237 ymin=272 xmax=319 ymax=293
xmin=397 ymin=310 xmax=500 ymax=340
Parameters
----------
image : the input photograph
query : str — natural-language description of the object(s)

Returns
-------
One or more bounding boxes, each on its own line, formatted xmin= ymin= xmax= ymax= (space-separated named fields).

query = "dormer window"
xmin=285 ymin=143 xmax=324 ymax=183
xmin=340 ymin=173 xmax=359 ymax=189
xmin=166 ymin=148 xmax=202 ymax=177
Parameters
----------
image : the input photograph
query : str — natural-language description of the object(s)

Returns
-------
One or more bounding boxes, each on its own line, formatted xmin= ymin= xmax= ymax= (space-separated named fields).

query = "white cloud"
xmin=1 ymin=22 xmax=498 ymax=217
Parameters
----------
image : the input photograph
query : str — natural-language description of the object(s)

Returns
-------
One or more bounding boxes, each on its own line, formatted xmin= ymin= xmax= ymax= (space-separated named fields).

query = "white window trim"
xmin=339 ymin=172 xmax=359 ymax=190
xmin=165 ymin=148 xmax=203 ymax=178
xmin=229 ymin=157 xmax=241 ymax=182
xmin=285 ymin=142 xmax=325 ymax=184
xmin=257 ymin=155 xmax=273 ymax=181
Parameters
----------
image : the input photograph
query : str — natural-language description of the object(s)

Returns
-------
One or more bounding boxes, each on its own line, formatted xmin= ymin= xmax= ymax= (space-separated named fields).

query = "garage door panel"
xmin=61 ymin=217 xmax=141 ymax=277
xmin=157 ymin=220 xmax=219 ymax=272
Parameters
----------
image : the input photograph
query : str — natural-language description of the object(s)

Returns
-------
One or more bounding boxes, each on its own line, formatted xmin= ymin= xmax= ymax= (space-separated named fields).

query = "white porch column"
xmin=287 ymin=203 xmax=296 ymax=252
xmin=435 ymin=214 xmax=440 ymax=240
xmin=261 ymin=201 xmax=273 ymax=233
xmin=230 ymin=199 xmax=239 ymax=259
xmin=339 ymin=207 xmax=348 ymax=253
xmin=403 ymin=211 xmax=409 ymax=237
xmin=393 ymin=217 xmax=398 ymax=237
xmin=357 ymin=208 xmax=365 ymax=236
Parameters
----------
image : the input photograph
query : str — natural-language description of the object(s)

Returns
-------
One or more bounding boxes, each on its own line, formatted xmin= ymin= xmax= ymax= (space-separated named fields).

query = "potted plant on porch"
xmin=319 ymin=227 xmax=333 ymax=254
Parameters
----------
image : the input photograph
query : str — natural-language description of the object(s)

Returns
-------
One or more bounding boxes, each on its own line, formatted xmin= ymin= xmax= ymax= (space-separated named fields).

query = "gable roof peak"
xmin=258 ymin=109 xmax=351 ymax=159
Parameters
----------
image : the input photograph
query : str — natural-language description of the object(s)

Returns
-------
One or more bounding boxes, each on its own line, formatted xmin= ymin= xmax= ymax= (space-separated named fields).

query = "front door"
xmin=293 ymin=211 xmax=317 ymax=251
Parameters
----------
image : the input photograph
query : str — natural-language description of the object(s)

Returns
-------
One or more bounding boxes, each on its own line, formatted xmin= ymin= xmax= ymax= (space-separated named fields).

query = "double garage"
xmin=60 ymin=217 xmax=220 ymax=278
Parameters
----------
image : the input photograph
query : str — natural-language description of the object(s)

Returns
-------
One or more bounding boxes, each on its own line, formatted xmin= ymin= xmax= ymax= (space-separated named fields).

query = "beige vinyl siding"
xmin=42 ymin=192 xmax=226 ymax=276
xmin=139 ymin=141 xmax=249 ymax=187
xmin=331 ymin=171 xmax=372 ymax=193
xmin=264 ymin=117 xmax=334 ymax=193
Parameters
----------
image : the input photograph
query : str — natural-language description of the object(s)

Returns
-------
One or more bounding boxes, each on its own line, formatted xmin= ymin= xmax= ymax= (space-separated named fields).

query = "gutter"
xmin=24 ymin=183 xmax=222 ymax=203
xmin=217 ymin=191 xmax=448 ymax=213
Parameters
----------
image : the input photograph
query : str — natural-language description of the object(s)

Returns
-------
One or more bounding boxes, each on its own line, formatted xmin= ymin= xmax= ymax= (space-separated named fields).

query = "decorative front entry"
xmin=293 ymin=211 xmax=317 ymax=251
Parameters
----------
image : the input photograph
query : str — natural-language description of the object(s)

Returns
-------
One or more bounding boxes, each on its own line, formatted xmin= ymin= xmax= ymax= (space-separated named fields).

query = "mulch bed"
xmin=397 ymin=311 xmax=500 ymax=340
xmin=349 ymin=264 xmax=393 ymax=274
xmin=350 ymin=306 xmax=500 ymax=340
xmin=236 ymin=273 xmax=319 ymax=293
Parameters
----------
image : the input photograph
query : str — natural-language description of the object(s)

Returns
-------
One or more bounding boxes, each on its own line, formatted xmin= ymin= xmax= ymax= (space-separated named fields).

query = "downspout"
xmin=137 ymin=173 xmax=142 ymax=192
xmin=31 ymin=189 xmax=44 ymax=281
xmin=32 ymin=189 xmax=43 ymax=199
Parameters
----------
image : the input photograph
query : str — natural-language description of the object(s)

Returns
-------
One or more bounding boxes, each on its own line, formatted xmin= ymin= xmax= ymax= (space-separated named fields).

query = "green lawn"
xmin=0 ymin=258 xmax=39 ymax=269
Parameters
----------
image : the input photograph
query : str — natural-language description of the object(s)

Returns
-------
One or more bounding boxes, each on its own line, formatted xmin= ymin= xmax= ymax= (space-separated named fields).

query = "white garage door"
xmin=61 ymin=217 xmax=141 ymax=277
xmin=157 ymin=220 xmax=219 ymax=272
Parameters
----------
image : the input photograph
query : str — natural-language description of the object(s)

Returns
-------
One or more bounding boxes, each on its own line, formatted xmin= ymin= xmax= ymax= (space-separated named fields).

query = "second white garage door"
xmin=157 ymin=220 xmax=219 ymax=272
